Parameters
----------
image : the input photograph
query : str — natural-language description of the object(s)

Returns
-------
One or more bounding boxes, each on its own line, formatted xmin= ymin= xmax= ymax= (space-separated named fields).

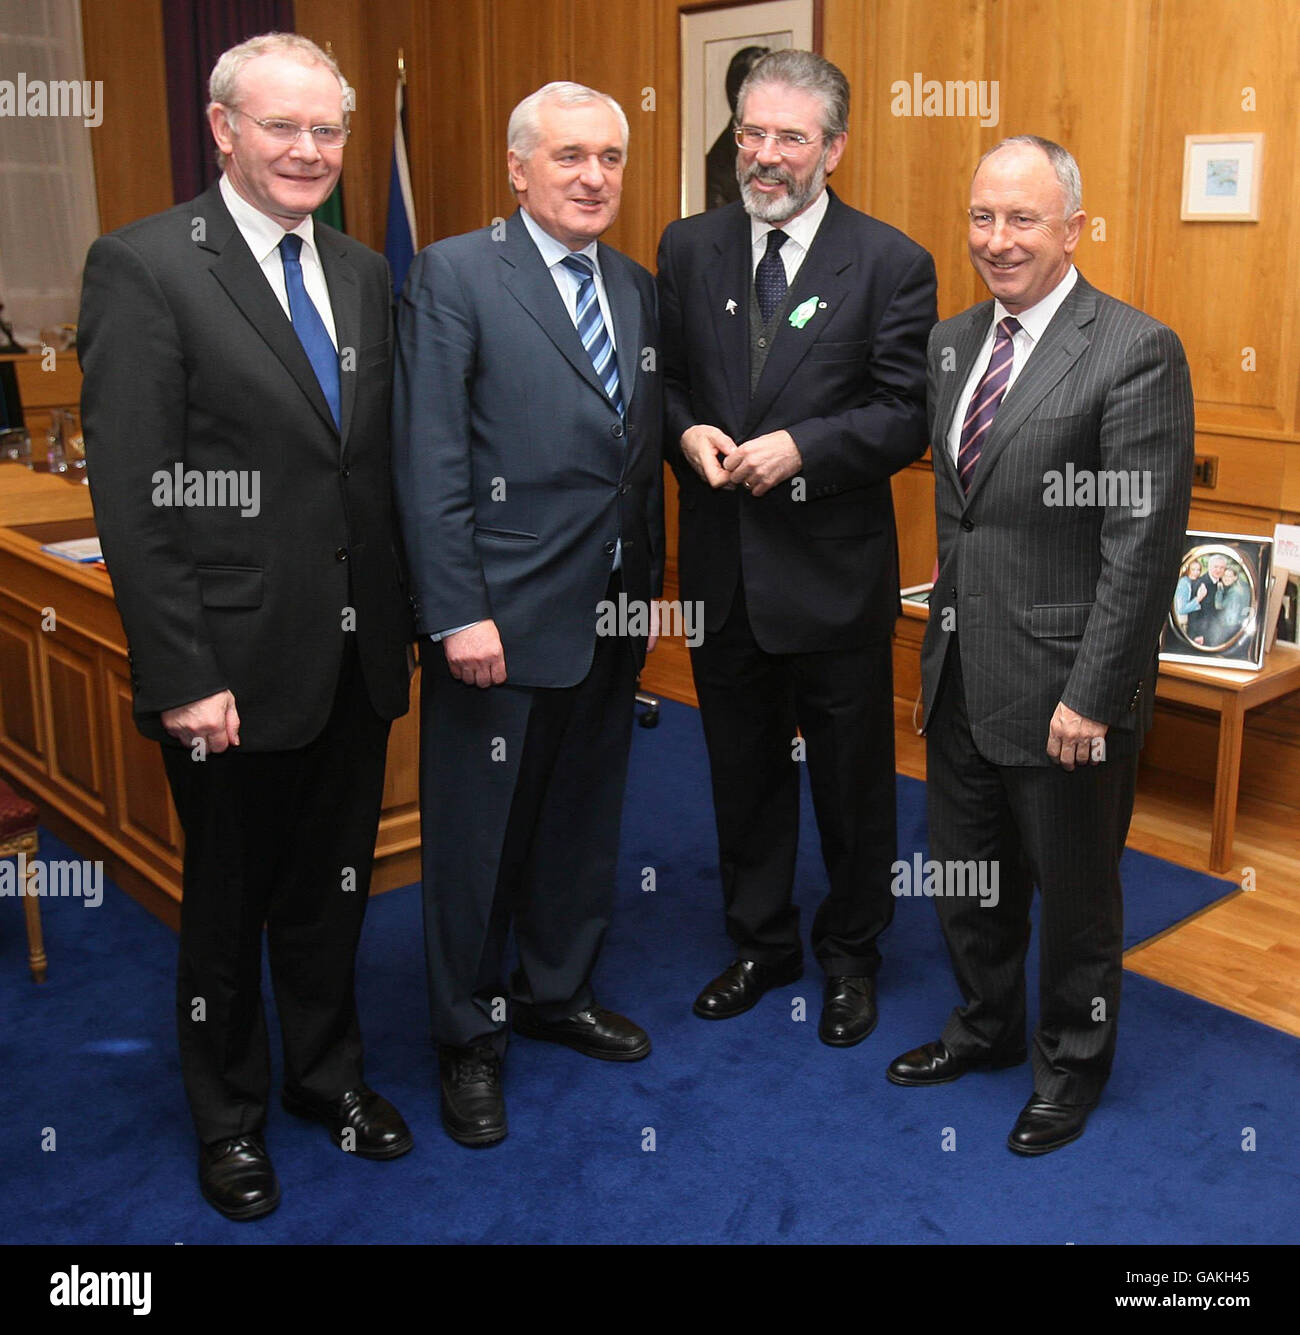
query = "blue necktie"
xmin=756 ymin=229 xmax=788 ymax=324
xmin=279 ymin=233 xmax=340 ymax=429
xmin=560 ymin=253 xmax=624 ymax=416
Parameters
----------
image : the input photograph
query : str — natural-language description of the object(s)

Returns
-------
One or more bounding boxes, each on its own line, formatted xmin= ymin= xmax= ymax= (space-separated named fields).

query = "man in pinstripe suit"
xmin=887 ymin=137 xmax=1194 ymax=1154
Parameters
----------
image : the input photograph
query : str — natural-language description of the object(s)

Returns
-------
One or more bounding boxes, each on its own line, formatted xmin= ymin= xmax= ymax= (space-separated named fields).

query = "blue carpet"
xmin=1 ymin=697 xmax=1296 ymax=1244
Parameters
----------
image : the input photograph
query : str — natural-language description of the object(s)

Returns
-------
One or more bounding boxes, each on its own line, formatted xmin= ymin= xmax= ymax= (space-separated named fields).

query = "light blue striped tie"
xmin=560 ymin=253 xmax=624 ymax=416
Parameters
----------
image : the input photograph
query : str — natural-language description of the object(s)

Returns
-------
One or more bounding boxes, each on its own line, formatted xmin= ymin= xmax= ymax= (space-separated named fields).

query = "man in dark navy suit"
xmin=657 ymin=50 xmax=936 ymax=1045
xmin=394 ymin=82 xmax=663 ymax=1147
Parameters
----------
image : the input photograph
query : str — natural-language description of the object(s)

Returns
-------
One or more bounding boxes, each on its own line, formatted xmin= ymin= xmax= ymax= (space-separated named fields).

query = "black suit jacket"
xmin=79 ymin=184 xmax=411 ymax=749
xmin=392 ymin=209 xmax=663 ymax=688
xmin=657 ymin=189 xmax=937 ymax=653
xmin=921 ymin=275 xmax=1195 ymax=765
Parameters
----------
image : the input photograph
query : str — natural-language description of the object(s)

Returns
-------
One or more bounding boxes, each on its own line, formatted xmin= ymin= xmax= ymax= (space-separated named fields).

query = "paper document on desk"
xmin=40 ymin=538 xmax=103 ymax=563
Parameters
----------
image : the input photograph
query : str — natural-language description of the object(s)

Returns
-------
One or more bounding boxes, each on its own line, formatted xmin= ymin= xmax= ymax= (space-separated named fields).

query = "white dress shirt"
xmin=749 ymin=185 xmax=830 ymax=285
xmin=946 ymin=265 xmax=1078 ymax=462
xmin=520 ymin=206 xmax=616 ymax=350
xmin=521 ymin=204 xmax=622 ymax=569
xmin=219 ymin=173 xmax=338 ymax=349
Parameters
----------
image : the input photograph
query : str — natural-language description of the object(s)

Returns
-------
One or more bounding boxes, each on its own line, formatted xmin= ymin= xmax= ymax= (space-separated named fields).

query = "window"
xmin=0 ymin=0 xmax=101 ymax=342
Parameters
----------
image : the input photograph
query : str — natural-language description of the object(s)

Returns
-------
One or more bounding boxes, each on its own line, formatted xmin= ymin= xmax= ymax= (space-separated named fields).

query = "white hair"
xmin=506 ymin=80 xmax=629 ymax=188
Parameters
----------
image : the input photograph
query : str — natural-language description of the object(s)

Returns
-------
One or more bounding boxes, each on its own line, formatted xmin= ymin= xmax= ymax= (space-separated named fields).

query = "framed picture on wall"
xmin=1160 ymin=531 xmax=1273 ymax=671
xmin=679 ymin=0 xmax=821 ymax=218
xmin=1180 ymin=133 xmax=1263 ymax=221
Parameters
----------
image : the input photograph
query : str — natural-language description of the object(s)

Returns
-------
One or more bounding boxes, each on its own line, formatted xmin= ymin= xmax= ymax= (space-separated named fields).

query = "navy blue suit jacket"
xmin=392 ymin=209 xmax=663 ymax=688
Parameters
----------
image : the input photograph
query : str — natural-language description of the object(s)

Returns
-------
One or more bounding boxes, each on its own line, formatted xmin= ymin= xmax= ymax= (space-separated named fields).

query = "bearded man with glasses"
xmin=657 ymin=50 xmax=936 ymax=1045
xmin=79 ymin=32 xmax=413 ymax=1219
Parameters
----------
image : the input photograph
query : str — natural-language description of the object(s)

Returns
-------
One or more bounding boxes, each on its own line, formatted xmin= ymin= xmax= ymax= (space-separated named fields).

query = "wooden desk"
xmin=0 ymin=463 xmax=420 ymax=922
xmin=1156 ymin=646 xmax=1300 ymax=871
xmin=896 ymin=599 xmax=1300 ymax=873
xmin=0 ymin=458 xmax=96 ymax=526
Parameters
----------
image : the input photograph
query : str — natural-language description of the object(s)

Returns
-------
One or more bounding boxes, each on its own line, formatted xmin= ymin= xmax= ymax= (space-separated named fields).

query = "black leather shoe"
xmin=198 ymin=1133 xmax=280 ymax=1220
xmin=1007 ymin=1093 xmax=1094 ymax=1155
xmin=693 ymin=956 xmax=803 ymax=1020
xmin=438 ymin=1044 xmax=507 ymax=1147
xmin=512 ymin=1004 xmax=650 ymax=1061
xmin=818 ymin=975 xmax=877 ymax=1047
xmin=886 ymin=1038 xmax=1027 ymax=1086
xmin=282 ymin=1085 xmax=413 ymax=1159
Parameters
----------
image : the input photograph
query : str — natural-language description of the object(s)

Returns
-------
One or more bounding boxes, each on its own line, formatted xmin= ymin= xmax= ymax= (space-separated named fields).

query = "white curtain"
xmin=0 ymin=0 xmax=101 ymax=344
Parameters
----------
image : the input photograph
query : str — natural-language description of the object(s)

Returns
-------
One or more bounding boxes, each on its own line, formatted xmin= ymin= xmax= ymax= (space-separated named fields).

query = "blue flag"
xmin=384 ymin=74 xmax=417 ymax=296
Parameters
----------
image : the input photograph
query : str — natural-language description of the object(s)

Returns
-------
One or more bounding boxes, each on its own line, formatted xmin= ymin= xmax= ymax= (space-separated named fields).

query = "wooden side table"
xmin=1155 ymin=644 xmax=1300 ymax=872
xmin=898 ymin=601 xmax=1300 ymax=874
xmin=0 ymin=777 xmax=46 ymax=981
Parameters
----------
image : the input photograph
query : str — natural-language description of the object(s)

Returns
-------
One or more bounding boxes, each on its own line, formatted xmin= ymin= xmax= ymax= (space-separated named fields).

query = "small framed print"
xmin=1160 ymin=531 xmax=1273 ymax=671
xmin=1181 ymin=133 xmax=1263 ymax=221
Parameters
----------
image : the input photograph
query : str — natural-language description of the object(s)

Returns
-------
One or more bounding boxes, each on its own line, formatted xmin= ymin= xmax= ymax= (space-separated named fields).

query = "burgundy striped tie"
xmin=957 ymin=316 xmax=1021 ymax=494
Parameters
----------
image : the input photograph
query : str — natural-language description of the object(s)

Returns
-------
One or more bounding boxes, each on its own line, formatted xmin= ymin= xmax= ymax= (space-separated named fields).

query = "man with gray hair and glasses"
xmin=888 ymin=136 xmax=1193 ymax=1155
xmin=80 ymin=32 xmax=413 ymax=1219
xmin=658 ymin=50 xmax=936 ymax=1045
xmin=393 ymin=80 xmax=663 ymax=1148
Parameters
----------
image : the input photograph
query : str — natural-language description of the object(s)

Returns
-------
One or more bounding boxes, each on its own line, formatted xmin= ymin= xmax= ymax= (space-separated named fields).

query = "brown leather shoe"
xmin=281 ymin=1085 xmax=413 ymax=1159
xmin=199 ymin=1133 xmax=280 ymax=1220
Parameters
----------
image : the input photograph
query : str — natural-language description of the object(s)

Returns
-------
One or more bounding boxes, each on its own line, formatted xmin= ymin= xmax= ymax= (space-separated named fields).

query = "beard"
xmin=736 ymin=149 xmax=829 ymax=223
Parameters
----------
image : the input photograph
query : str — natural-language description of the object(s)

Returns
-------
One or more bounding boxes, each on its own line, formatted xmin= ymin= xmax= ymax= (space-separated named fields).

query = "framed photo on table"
xmin=1180 ymin=133 xmax=1263 ymax=221
xmin=679 ymin=0 xmax=821 ymax=217
xmin=1160 ymin=531 xmax=1273 ymax=671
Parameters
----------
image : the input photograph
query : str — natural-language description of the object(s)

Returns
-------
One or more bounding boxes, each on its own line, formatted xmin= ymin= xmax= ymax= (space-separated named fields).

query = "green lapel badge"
xmin=788 ymin=296 xmax=820 ymax=329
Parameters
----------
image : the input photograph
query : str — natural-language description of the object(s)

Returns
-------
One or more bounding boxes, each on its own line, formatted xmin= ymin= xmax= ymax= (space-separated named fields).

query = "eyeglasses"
xmin=228 ymin=108 xmax=349 ymax=148
xmin=967 ymin=209 xmax=1055 ymax=231
xmin=734 ymin=126 xmax=822 ymax=155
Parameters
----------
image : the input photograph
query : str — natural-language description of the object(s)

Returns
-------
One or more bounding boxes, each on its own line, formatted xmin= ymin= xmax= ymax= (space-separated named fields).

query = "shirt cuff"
xmin=428 ymin=621 xmax=481 ymax=643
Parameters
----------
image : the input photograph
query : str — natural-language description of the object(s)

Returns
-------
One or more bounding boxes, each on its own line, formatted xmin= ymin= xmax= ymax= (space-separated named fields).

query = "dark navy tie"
xmin=755 ymin=229 xmax=789 ymax=324
xmin=560 ymin=253 xmax=623 ymax=416
xmin=957 ymin=316 xmax=1021 ymax=493
xmin=279 ymin=233 xmax=340 ymax=429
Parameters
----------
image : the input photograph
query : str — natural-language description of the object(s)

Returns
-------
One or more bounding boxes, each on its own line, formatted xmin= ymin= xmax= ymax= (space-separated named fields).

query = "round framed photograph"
xmin=1161 ymin=531 xmax=1272 ymax=671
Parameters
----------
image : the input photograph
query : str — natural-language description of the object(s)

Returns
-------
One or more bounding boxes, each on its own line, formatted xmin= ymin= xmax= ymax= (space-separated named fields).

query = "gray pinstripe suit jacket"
xmin=921 ymin=273 xmax=1195 ymax=766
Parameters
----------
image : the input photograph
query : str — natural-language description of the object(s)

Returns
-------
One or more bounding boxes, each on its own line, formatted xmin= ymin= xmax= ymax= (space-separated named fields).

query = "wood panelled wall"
xmin=80 ymin=0 xmax=172 ymax=232
xmin=83 ymin=0 xmax=1300 ymax=809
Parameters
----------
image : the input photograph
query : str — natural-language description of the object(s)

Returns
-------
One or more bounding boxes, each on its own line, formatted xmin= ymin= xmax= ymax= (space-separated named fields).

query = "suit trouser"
xmin=162 ymin=640 xmax=391 ymax=1145
xmin=926 ymin=638 xmax=1138 ymax=1106
xmin=689 ymin=576 xmax=897 ymax=976
xmin=419 ymin=582 xmax=637 ymax=1056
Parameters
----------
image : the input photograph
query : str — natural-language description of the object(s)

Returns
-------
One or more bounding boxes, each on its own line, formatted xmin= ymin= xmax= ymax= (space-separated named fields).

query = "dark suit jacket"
xmin=657 ymin=188 xmax=937 ymax=653
xmin=78 ymin=183 xmax=411 ymax=749
xmin=1183 ymin=573 xmax=1216 ymax=642
xmin=921 ymin=274 xmax=1195 ymax=766
xmin=391 ymin=208 xmax=663 ymax=688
